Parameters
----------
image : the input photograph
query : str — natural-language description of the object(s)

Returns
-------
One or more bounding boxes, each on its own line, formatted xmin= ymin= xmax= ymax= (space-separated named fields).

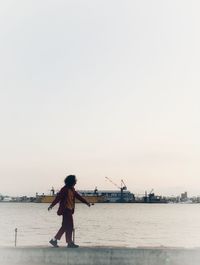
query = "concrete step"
xmin=1 ymin=246 xmax=200 ymax=265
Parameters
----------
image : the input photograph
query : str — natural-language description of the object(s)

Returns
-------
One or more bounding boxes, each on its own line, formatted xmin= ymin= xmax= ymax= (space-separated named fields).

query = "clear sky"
xmin=1 ymin=0 xmax=200 ymax=197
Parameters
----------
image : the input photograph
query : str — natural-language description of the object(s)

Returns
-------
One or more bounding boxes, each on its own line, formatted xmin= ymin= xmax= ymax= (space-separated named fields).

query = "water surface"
xmin=0 ymin=203 xmax=200 ymax=248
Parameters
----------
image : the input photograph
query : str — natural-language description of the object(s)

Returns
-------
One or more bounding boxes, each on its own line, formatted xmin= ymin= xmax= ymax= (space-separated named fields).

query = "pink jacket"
xmin=49 ymin=186 xmax=88 ymax=215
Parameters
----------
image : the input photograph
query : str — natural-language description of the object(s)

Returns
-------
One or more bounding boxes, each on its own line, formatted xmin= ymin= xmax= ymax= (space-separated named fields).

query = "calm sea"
xmin=0 ymin=203 xmax=200 ymax=248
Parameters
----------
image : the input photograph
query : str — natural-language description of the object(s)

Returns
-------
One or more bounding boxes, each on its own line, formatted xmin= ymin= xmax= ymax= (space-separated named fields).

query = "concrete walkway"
xmin=1 ymin=246 xmax=200 ymax=265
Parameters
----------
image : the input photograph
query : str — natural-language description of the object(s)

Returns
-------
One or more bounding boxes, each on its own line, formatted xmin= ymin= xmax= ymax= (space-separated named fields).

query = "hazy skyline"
xmin=1 ymin=0 xmax=200 ymax=196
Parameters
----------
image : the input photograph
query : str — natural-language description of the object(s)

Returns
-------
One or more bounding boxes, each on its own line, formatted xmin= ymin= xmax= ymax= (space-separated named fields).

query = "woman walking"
xmin=48 ymin=175 xmax=90 ymax=248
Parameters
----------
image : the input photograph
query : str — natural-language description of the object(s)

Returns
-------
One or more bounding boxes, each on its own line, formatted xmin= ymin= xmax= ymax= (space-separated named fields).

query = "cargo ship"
xmin=35 ymin=190 xmax=167 ymax=203
xmin=35 ymin=188 xmax=106 ymax=204
xmin=78 ymin=189 xmax=135 ymax=203
xmin=35 ymin=187 xmax=135 ymax=203
xmin=35 ymin=180 xmax=166 ymax=203
xmin=35 ymin=194 xmax=106 ymax=203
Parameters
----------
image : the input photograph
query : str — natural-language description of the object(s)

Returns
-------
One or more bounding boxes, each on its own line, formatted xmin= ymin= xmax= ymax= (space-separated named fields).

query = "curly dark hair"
xmin=64 ymin=175 xmax=77 ymax=187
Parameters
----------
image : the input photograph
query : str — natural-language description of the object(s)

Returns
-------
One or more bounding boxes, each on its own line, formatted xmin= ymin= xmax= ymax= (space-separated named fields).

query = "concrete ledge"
xmin=1 ymin=246 xmax=200 ymax=265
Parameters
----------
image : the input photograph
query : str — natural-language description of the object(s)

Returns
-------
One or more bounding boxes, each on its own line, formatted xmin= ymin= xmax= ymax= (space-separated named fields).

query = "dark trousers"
xmin=55 ymin=209 xmax=74 ymax=243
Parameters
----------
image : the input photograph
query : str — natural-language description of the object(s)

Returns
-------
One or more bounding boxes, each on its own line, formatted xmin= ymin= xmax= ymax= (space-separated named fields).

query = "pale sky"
xmin=1 ymin=0 xmax=200 ymax=197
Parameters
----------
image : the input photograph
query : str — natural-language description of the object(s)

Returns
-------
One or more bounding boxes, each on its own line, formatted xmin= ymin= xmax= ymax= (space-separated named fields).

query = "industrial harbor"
xmin=1 ymin=178 xmax=200 ymax=204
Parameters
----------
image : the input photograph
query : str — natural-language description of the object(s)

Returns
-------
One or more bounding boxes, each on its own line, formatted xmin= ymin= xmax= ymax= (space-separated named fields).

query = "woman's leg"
xmin=63 ymin=209 xmax=74 ymax=243
xmin=54 ymin=209 xmax=74 ymax=243
xmin=55 ymin=215 xmax=66 ymax=240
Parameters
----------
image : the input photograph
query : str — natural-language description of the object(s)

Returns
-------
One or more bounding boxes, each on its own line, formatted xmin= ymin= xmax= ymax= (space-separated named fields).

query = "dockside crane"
xmin=105 ymin=177 xmax=127 ymax=202
xmin=144 ymin=189 xmax=155 ymax=202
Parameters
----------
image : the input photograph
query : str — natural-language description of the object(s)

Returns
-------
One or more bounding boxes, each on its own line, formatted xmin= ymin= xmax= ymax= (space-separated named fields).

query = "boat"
xmin=80 ymin=190 xmax=135 ymax=203
xmin=35 ymin=186 xmax=166 ymax=204
xmin=35 ymin=188 xmax=134 ymax=203
xmin=35 ymin=191 xmax=106 ymax=203
xmin=140 ymin=189 xmax=167 ymax=203
xmin=1 ymin=196 xmax=13 ymax=202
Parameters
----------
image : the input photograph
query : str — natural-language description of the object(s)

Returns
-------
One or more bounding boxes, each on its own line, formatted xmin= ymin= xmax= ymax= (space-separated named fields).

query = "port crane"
xmin=105 ymin=177 xmax=127 ymax=202
xmin=144 ymin=189 xmax=157 ymax=202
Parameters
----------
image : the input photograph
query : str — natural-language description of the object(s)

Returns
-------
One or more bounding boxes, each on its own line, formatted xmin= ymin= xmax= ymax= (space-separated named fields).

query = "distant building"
xmin=181 ymin=192 xmax=188 ymax=201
